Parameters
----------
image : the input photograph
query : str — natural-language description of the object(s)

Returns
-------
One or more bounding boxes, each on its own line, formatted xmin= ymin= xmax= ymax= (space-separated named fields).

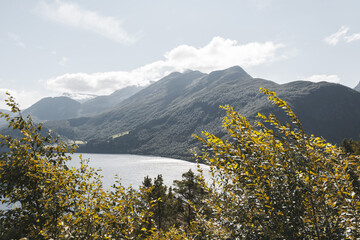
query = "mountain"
xmin=44 ymin=66 xmax=360 ymax=160
xmin=23 ymin=97 xmax=81 ymax=121
xmin=0 ymin=109 xmax=11 ymax=114
xmin=355 ymin=81 xmax=360 ymax=92
xmin=23 ymin=86 xmax=144 ymax=121
xmin=0 ymin=109 xmax=12 ymax=127
xmin=78 ymin=86 xmax=144 ymax=116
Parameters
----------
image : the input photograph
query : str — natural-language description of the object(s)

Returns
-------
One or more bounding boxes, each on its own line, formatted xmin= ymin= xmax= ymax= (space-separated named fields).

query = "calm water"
xmin=0 ymin=154 xmax=209 ymax=210
xmin=69 ymin=153 xmax=210 ymax=189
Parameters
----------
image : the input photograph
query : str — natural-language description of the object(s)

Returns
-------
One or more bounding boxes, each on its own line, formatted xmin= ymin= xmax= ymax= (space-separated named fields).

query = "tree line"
xmin=1 ymin=89 xmax=360 ymax=239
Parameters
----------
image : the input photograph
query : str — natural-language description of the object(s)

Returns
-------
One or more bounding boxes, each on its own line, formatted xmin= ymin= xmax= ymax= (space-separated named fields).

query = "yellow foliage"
xmin=194 ymin=88 xmax=360 ymax=239
xmin=0 ymin=93 xmax=152 ymax=239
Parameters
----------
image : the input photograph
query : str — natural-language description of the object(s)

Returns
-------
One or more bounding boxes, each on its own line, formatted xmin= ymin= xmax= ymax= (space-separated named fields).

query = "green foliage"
xmin=194 ymin=87 xmax=360 ymax=239
xmin=173 ymin=169 xmax=208 ymax=228
xmin=0 ymin=93 xmax=152 ymax=239
xmin=341 ymin=138 xmax=360 ymax=155
xmin=0 ymin=93 xmax=202 ymax=239
xmin=139 ymin=174 xmax=183 ymax=233
xmin=0 ymin=93 xmax=80 ymax=239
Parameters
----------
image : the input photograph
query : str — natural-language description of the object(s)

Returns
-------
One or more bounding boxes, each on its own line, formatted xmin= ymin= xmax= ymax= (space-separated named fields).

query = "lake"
xmin=69 ymin=153 xmax=210 ymax=189
xmin=0 ymin=154 xmax=210 ymax=210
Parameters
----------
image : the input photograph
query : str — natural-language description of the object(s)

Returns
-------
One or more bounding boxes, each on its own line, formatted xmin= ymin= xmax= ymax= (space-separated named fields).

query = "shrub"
xmin=194 ymin=88 xmax=360 ymax=239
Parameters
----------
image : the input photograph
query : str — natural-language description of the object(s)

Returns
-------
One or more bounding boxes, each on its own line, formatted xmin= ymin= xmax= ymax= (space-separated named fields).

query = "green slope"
xmin=45 ymin=66 xmax=360 ymax=160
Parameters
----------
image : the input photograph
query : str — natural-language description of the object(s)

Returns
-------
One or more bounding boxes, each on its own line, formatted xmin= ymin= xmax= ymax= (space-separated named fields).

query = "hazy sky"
xmin=1 ymin=0 xmax=360 ymax=108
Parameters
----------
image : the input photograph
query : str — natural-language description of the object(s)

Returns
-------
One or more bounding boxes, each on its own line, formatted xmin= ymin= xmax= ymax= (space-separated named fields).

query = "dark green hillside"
xmin=44 ymin=66 xmax=360 ymax=160
xmin=276 ymin=82 xmax=360 ymax=143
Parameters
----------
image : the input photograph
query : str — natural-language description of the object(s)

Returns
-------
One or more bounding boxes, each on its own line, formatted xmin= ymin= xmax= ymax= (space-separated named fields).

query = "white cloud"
xmin=36 ymin=0 xmax=137 ymax=44
xmin=46 ymin=36 xmax=286 ymax=95
xmin=47 ymin=61 xmax=171 ymax=95
xmin=344 ymin=33 xmax=360 ymax=43
xmin=58 ymin=57 xmax=68 ymax=66
xmin=8 ymin=33 xmax=25 ymax=48
xmin=324 ymin=26 xmax=360 ymax=45
xmin=165 ymin=37 xmax=285 ymax=72
xmin=303 ymin=74 xmax=340 ymax=83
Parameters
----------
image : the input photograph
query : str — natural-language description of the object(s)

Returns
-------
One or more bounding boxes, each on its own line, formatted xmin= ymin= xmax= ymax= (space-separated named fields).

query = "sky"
xmin=1 ymin=0 xmax=360 ymax=109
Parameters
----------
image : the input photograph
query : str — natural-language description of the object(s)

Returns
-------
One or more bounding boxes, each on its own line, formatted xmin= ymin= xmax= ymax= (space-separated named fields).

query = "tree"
xmin=0 ymin=93 xmax=151 ymax=239
xmin=139 ymin=174 xmax=178 ymax=232
xmin=0 ymin=93 xmax=86 ymax=239
xmin=341 ymin=138 xmax=360 ymax=155
xmin=173 ymin=169 xmax=207 ymax=228
xmin=194 ymin=88 xmax=360 ymax=239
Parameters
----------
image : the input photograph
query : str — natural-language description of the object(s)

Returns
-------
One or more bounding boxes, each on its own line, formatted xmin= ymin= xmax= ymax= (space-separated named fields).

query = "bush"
xmin=0 ymin=93 xmax=150 ymax=239
xmin=194 ymin=88 xmax=360 ymax=239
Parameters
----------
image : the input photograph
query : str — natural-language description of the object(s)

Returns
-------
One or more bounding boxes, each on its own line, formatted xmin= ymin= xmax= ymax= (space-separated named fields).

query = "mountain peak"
xmin=225 ymin=65 xmax=246 ymax=72
xmin=24 ymin=96 xmax=81 ymax=121
xmin=212 ymin=66 xmax=252 ymax=78
xmin=206 ymin=66 xmax=252 ymax=85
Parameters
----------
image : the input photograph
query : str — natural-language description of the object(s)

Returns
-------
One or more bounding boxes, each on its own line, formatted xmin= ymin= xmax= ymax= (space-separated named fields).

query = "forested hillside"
xmin=43 ymin=66 xmax=360 ymax=160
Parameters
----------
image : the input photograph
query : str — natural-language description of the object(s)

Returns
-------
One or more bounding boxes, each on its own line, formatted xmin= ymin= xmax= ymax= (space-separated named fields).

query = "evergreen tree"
xmin=139 ymin=175 xmax=176 ymax=231
xmin=341 ymin=138 xmax=360 ymax=155
xmin=173 ymin=169 xmax=207 ymax=228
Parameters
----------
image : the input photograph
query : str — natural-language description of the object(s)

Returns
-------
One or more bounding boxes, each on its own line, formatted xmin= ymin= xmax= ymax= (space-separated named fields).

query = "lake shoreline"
xmin=68 ymin=153 xmax=210 ymax=189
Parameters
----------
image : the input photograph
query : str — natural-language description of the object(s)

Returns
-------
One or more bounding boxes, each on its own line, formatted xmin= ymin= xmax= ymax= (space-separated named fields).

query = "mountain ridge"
xmin=22 ymin=86 xmax=144 ymax=121
xmin=43 ymin=66 xmax=360 ymax=160
xmin=355 ymin=81 xmax=360 ymax=92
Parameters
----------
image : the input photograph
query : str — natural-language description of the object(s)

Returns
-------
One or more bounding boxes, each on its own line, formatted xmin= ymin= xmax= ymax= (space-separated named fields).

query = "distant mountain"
xmin=79 ymin=86 xmax=145 ymax=116
xmin=0 ymin=109 xmax=12 ymax=127
xmin=22 ymin=86 xmax=144 ymax=121
xmin=355 ymin=81 xmax=360 ymax=92
xmin=23 ymin=97 xmax=81 ymax=121
xmin=0 ymin=109 xmax=11 ymax=114
xmin=44 ymin=66 xmax=360 ymax=160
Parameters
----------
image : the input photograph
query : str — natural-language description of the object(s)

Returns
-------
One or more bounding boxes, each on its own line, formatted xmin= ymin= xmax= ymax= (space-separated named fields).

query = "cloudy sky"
xmin=1 ymin=0 xmax=360 ymax=109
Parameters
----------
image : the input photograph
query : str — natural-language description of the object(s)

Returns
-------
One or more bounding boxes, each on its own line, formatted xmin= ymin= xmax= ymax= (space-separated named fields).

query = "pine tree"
xmin=173 ymin=169 xmax=207 ymax=228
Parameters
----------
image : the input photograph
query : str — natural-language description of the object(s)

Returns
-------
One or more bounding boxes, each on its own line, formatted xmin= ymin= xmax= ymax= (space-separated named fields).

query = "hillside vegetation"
xmin=42 ymin=66 xmax=360 ymax=160
xmin=1 ymin=90 xmax=360 ymax=239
